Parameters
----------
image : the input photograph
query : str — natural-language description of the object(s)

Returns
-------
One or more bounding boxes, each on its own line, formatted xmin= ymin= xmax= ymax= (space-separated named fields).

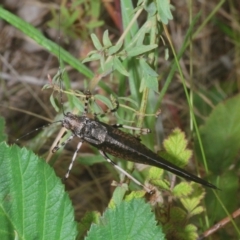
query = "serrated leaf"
xmin=161 ymin=128 xmax=192 ymax=168
xmin=156 ymin=0 xmax=173 ymax=24
xmin=150 ymin=179 xmax=170 ymax=190
xmin=172 ymin=182 xmax=193 ymax=197
xmin=102 ymin=30 xmax=112 ymax=47
xmin=86 ymin=198 xmax=165 ymax=240
xmin=126 ymin=44 xmax=158 ymax=57
xmin=148 ymin=166 xmax=164 ymax=180
xmin=180 ymin=183 xmax=205 ymax=214
xmin=125 ymin=190 xmax=146 ymax=202
xmin=146 ymin=167 xmax=170 ymax=189
xmin=0 ymin=117 xmax=7 ymax=142
xmin=181 ymin=224 xmax=198 ymax=240
xmin=113 ymin=57 xmax=129 ymax=76
xmin=190 ymin=206 xmax=204 ymax=216
xmin=169 ymin=207 xmax=187 ymax=223
xmin=0 ymin=142 xmax=77 ymax=239
xmin=90 ymin=33 xmax=103 ymax=50
xmin=180 ymin=197 xmax=199 ymax=213
xmin=78 ymin=211 xmax=100 ymax=239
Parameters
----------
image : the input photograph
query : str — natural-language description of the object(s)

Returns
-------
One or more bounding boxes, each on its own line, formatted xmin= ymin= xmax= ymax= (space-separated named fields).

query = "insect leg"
xmin=83 ymin=90 xmax=92 ymax=115
xmin=99 ymin=150 xmax=152 ymax=193
xmin=111 ymin=124 xmax=151 ymax=135
xmin=64 ymin=141 xmax=83 ymax=179
xmin=94 ymin=96 xmax=119 ymax=119
xmin=52 ymin=134 xmax=74 ymax=153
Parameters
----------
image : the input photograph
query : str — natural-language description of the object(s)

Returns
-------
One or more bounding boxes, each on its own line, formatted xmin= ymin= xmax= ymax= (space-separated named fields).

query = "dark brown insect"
xmin=52 ymin=89 xmax=218 ymax=191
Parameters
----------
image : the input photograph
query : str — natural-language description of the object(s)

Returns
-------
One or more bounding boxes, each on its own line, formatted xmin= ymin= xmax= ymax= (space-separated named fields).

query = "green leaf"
xmin=94 ymin=94 xmax=115 ymax=110
xmin=140 ymin=75 xmax=158 ymax=92
xmin=180 ymin=183 xmax=205 ymax=215
xmin=78 ymin=154 xmax=105 ymax=166
xmin=110 ymin=184 xmax=129 ymax=207
xmin=86 ymin=198 xmax=165 ymax=240
xmin=0 ymin=142 xmax=77 ymax=239
xmin=86 ymin=20 xmax=104 ymax=29
xmin=108 ymin=41 xmax=123 ymax=55
xmin=78 ymin=211 xmax=100 ymax=240
xmin=126 ymin=44 xmax=158 ymax=57
xmin=0 ymin=117 xmax=7 ymax=142
xmin=206 ymin=170 xmax=238 ymax=221
xmin=125 ymin=190 xmax=146 ymax=202
xmin=181 ymin=224 xmax=198 ymax=240
xmin=72 ymin=95 xmax=85 ymax=112
xmin=150 ymin=179 xmax=170 ymax=190
xmin=161 ymin=128 xmax=192 ymax=168
xmin=118 ymin=96 xmax=139 ymax=108
xmin=144 ymin=2 xmax=157 ymax=17
xmin=172 ymin=182 xmax=193 ymax=197
xmin=195 ymin=94 xmax=240 ymax=173
xmin=148 ymin=166 xmax=164 ymax=180
xmin=156 ymin=0 xmax=173 ymax=24
xmin=164 ymin=209 xmax=198 ymax=239
xmin=50 ymin=94 xmax=60 ymax=112
xmin=169 ymin=207 xmax=187 ymax=223
xmin=139 ymin=59 xmax=158 ymax=77
xmin=90 ymin=33 xmax=103 ymax=50
xmin=189 ymin=206 xmax=204 ymax=216
xmin=82 ymin=54 xmax=102 ymax=63
xmin=146 ymin=167 xmax=170 ymax=189
xmin=102 ymin=30 xmax=112 ymax=48
xmin=113 ymin=57 xmax=129 ymax=76
xmin=0 ymin=7 xmax=93 ymax=79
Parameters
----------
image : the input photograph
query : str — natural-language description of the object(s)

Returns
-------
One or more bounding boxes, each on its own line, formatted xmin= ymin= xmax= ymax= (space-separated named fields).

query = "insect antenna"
xmin=57 ymin=7 xmax=66 ymax=117
xmin=16 ymin=120 xmax=62 ymax=142
xmin=45 ymin=6 xmax=69 ymax=162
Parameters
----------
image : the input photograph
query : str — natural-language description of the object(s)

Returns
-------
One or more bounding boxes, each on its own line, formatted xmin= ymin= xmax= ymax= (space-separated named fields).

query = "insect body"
xmin=58 ymin=109 xmax=218 ymax=190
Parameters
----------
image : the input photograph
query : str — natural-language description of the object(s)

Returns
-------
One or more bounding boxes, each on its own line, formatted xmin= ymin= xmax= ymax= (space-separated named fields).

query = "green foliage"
xmin=0 ymin=142 xmax=77 ymax=240
xmin=85 ymin=198 xmax=165 ymax=240
xmin=161 ymin=207 xmax=198 ymax=240
xmin=155 ymin=0 xmax=173 ymax=24
xmin=48 ymin=0 xmax=103 ymax=41
xmin=194 ymin=94 xmax=240 ymax=222
xmin=0 ymin=117 xmax=7 ymax=142
xmin=195 ymin=94 xmax=240 ymax=173
xmin=161 ymin=128 xmax=192 ymax=168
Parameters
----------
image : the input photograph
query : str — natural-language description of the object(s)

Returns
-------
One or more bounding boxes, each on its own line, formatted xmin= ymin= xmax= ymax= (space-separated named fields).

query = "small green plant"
xmin=48 ymin=0 xmax=103 ymax=42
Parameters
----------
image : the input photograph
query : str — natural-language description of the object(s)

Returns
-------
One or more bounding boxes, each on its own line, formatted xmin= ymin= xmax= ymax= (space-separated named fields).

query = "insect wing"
xmin=95 ymin=124 xmax=217 ymax=189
